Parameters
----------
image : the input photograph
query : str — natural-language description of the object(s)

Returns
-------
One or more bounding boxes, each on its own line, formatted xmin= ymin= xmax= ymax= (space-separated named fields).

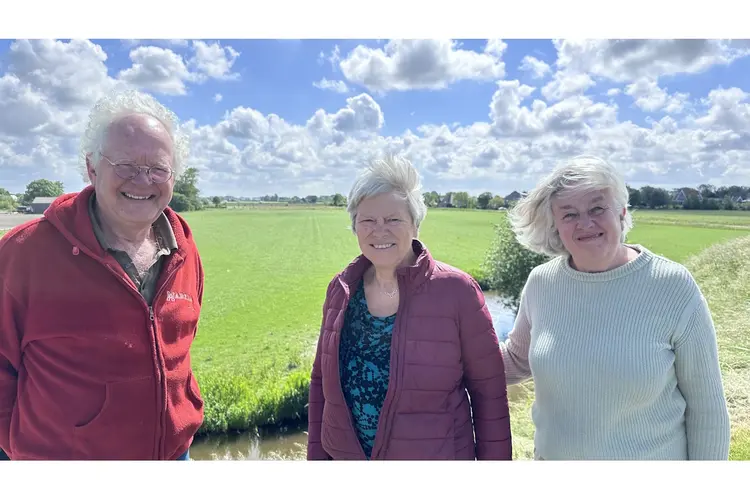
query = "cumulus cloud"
xmin=553 ymin=39 xmax=750 ymax=82
xmin=1 ymin=38 xmax=750 ymax=198
xmin=313 ymin=78 xmax=350 ymax=93
xmin=122 ymin=39 xmax=189 ymax=48
xmin=519 ymin=56 xmax=551 ymax=79
xmin=118 ymin=46 xmax=193 ymax=95
xmin=625 ymin=78 xmax=689 ymax=113
xmin=339 ymin=39 xmax=506 ymax=93
xmin=118 ymin=40 xmax=240 ymax=95
xmin=188 ymin=40 xmax=240 ymax=81
xmin=541 ymin=70 xmax=596 ymax=102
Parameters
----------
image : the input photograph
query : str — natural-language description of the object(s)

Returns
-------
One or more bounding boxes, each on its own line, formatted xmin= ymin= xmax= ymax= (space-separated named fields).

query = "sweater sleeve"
xmin=307 ymin=280 xmax=334 ymax=461
xmin=459 ymin=277 xmax=512 ymax=460
xmin=499 ymin=284 xmax=533 ymax=385
xmin=673 ymin=292 xmax=731 ymax=460
xmin=0 ymin=281 xmax=22 ymax=458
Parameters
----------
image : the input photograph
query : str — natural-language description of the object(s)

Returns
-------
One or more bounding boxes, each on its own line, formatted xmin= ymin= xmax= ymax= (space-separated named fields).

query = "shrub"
xmin=481 ymin=215 xmax=550 ymax=313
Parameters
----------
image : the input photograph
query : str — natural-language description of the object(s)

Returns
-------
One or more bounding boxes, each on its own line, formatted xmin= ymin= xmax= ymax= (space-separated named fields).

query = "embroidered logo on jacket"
xmin=166 ymin=291 xmax=193 ymax=303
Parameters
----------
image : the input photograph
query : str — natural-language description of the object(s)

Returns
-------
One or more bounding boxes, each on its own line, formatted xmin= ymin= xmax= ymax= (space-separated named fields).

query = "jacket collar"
xmin=337 ymin=239 xmax=436 ymax=292
xmin=42 ymin=185 xmax=193 ymax=263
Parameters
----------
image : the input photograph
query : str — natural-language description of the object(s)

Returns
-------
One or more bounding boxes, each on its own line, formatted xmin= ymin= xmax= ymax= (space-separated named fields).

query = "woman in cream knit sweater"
xmin=501 ymin=155 xmax=730 ymax=460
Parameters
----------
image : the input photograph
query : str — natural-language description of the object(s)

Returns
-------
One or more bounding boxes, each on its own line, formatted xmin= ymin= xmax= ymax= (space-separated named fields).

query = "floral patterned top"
xmin=339 ymin=281 xmax=396 ymax=458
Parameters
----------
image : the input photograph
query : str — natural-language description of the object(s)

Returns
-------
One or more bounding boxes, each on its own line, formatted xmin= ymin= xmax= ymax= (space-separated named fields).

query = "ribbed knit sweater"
xmin=501 ymin=244 xmax=731 ymax=460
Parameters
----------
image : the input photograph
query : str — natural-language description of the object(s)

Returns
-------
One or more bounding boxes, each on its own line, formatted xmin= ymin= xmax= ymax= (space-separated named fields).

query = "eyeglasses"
xmin=100 ymin=154 xmax=174 ymax=184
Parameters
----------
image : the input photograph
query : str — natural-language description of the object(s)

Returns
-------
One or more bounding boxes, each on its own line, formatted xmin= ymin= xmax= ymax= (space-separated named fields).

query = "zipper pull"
xmin=149 ymin=307 xmax=155 ymax=322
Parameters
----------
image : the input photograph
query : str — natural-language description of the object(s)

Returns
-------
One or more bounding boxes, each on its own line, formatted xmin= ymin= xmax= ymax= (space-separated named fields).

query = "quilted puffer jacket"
xmin=307 ymin=239 xmax=512 ymax=460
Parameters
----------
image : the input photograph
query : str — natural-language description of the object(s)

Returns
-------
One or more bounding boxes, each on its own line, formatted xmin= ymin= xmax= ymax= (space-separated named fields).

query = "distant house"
xmin=30 ymin=196 xmax=58 ymax=214
xmin=438 ymin=193 xmax=455 ymax=208
xmin=505 ymin=191 xmax=522 ymax=203
xmin=672 ymin=188 xmax=702 ymax=204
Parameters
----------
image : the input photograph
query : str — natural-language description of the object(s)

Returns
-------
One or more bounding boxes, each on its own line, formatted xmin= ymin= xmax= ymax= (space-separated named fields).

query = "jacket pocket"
xmin=72 ymin=376 xmax=156 ymax=460
xmin=186 ymin=371 xmax=204 ymax=411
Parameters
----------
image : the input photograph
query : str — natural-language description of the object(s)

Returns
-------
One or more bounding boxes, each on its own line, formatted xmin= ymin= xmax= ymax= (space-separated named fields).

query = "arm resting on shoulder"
xmin=459 ymin=278 xmax=512 ymax=460
xmin=673 ymin=293 xmax=731 ymax=460
xmin=0 ymin=281 xmax=22 ymax=458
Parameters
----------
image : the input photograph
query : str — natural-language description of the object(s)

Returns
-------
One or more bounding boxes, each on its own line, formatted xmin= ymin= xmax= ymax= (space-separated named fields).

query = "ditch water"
xmin=188 ymin=291 xmax=517 ymax=461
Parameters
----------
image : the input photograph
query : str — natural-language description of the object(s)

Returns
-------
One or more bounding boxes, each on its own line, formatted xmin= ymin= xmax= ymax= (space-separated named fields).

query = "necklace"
xmin=382 ymin=288 xmax=398 ymax=299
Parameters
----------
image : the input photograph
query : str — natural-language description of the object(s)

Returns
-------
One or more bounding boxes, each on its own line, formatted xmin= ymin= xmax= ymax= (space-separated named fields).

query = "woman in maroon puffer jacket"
xmin=307 ymin=155 xmax=512 ymax=460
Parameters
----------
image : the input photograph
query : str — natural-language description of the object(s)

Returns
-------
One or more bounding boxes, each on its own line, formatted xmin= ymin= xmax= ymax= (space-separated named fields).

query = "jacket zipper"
xmin=148 ymin=264 xmax=183 ymax=459
xmin=369 ymin=273 xmax=407 ymax=459
xmin=102 ymin=259 xmax=183 ymax=459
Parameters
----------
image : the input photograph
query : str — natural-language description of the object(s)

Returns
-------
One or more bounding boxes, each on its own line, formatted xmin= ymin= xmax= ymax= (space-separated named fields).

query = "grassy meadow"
xmin=182 ymin=207 xmax=507 ymax=433
xmin=1 ymin=206 xmax=748 ymax=459
xmin=180 ymin=206 xmax=750 ymax=458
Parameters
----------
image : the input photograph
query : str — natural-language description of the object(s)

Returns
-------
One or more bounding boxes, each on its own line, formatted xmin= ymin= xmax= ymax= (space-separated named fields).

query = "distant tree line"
xmin=627 ymin=183 xmax=750 ymax=211
xmin=0 ymin=179 xmax=65 ymax=212
xmin=4 ymin=177 xmax=750 ymax=215
xmin=422 ymin=191 xmax=507 ymax=209
xmin=210 ymin=192 xmax=348 ymax=208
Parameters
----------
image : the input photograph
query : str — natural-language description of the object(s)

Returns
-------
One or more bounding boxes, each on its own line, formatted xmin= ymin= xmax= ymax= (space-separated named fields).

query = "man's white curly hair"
xmin=78 ymin=89 xmax=190 ymax=183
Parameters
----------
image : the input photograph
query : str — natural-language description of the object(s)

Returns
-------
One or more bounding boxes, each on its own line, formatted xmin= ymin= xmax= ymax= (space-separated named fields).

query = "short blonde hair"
xmin=347 ymin=155 xmax=427 ymax=233
xmin=508 ymin=155 xmax=634 ymax=257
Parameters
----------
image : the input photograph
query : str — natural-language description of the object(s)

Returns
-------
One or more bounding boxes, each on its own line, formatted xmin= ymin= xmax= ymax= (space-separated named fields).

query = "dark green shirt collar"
xmin=88 ymin=192 xmax=178 ymax=253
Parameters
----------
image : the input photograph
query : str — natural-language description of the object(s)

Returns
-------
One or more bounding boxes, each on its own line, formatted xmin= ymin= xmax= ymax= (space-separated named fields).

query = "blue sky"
xmin=0 ymin=39 xmax=749 ymax=198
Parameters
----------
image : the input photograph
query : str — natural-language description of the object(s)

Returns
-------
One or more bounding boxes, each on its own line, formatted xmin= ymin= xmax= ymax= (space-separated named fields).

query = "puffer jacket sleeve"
xmin=458 ymin=276 xmax=512 ymax=460
xmin=307 ymin=278 xmax=335 ymax=460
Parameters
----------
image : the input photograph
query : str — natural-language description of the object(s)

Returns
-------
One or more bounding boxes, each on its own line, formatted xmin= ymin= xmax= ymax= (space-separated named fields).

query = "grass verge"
xmin=684 ymin=235 xmax=750 ymax=459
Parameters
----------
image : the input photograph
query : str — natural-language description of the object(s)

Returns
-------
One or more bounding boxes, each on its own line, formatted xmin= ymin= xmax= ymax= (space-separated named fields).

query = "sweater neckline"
xmin=559 ymin=244 xmax=653 ymax=282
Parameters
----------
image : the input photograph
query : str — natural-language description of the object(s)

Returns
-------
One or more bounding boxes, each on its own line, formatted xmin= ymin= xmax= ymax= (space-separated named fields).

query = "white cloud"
xmin=214 ymin=93 xmax=223 ymax=102
xmin=625 ymin=78 xmax=689 ymax=113
xmin=6 ymin=39 xmax=115 ymax=110
xmin=541 ymin=70 xmax=596 ymax=102
xmin=118 ymin=46 xmax=193 ymax=95
xmin=318 ymin=45 xmax=342 ymax=71
xmin=122 ymin=39 xmax=189 ymax=48
xmin=313 ymin=78 xmax=349 ymax=93
xmin=519 ymin=56 xmax=551 ymax=79
xmin=695 ymin=87 xmax=750 ymax=133
xmin=188 ymin=41 xmax=240 ymax=81
xmin=1 ymin=39 xmax=750 ymax=198
xmin=553 ymin=39 xmax=750 ymax=82
xmin=339 ymin=39 xmax=506 ymax=93
xmin=117 ymin=41 xmax=241 ymax=95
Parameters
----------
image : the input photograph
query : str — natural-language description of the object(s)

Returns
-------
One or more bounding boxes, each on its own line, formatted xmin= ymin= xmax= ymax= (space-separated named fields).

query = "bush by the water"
xmin=481 ymin=215 xmax=550 ymax=313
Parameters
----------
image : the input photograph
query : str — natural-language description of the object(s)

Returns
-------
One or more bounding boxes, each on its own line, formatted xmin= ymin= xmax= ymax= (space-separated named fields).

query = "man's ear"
xmin=86 ymin=153 xmax=97 ymax=182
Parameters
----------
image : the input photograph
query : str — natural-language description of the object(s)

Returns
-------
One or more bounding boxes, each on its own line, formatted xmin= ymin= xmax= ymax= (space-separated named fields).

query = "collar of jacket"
xmin=336 ymin=239 xmax=436 ymax=293
xmin=41 ymin=184 xmax=194 ymax=265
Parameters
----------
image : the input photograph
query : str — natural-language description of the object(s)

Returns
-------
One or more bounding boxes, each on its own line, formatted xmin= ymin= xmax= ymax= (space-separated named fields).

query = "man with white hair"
xmin=0 ymin=90 xmax=205 ymax=460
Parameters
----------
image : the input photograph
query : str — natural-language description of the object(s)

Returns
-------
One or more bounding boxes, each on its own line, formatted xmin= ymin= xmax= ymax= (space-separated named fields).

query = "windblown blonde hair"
xmin=508 ymin=155 xmax=634 ymax=257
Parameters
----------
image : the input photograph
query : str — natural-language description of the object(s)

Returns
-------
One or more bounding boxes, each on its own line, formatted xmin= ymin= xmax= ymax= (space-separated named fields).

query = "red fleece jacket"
xmin=0 ymin=186 xmax=205 ymax=460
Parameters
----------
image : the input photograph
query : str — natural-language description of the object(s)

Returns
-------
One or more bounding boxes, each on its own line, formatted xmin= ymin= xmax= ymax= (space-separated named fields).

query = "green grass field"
xmin=1 ymin=207 xmax=749 ymax=459
xmin=179 ymin=207 xmax=750 ymax=450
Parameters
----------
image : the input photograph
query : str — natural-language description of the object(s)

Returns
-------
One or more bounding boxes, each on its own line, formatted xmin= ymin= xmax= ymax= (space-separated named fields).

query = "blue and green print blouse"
xmin=339 ymin=281 xmax=396 ymax=459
